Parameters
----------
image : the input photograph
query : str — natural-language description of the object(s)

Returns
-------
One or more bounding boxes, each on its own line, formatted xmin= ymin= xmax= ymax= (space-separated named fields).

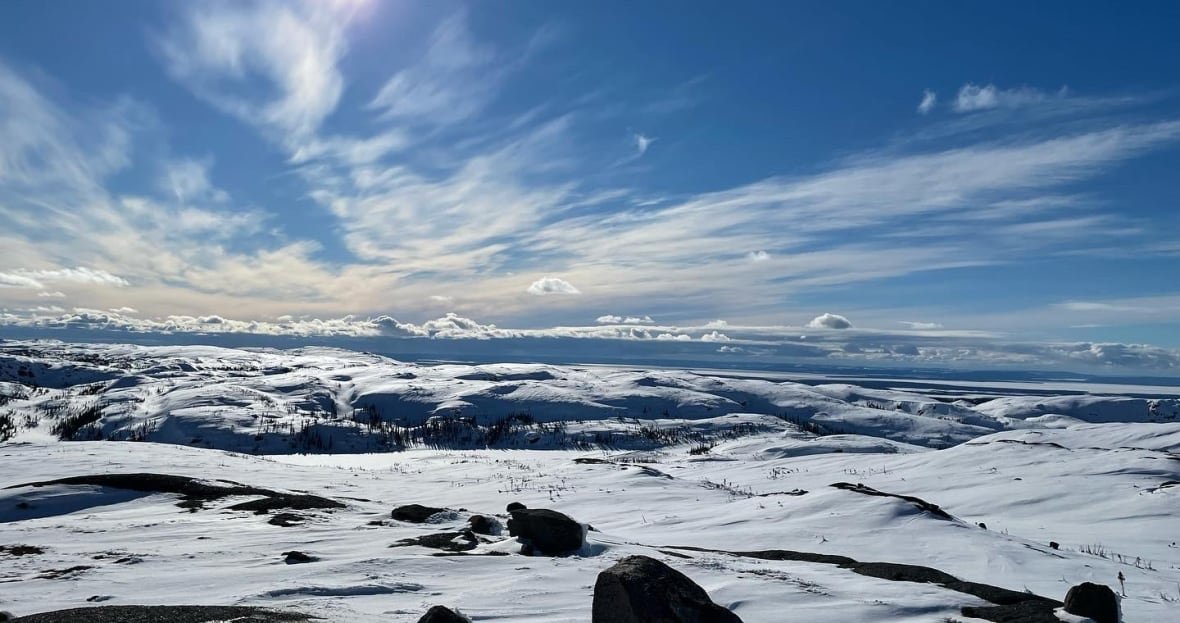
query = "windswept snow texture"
xmin=1 ymin=340 xmax=1179 ymax=621
xmin=2 ymin=341 xmax=1177 ymax=451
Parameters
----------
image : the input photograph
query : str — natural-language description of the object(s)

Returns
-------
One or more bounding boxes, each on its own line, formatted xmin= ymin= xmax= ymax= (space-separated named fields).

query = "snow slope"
xmin=2 ymin=340 xmax=1179 ymax=621
xmin=1 ymin=425 xmax=1178 ymax=621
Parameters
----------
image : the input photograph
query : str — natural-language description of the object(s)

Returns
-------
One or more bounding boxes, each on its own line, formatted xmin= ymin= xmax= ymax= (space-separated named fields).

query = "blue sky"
xmin=2 ymin=1 xmax=1180 ymax=373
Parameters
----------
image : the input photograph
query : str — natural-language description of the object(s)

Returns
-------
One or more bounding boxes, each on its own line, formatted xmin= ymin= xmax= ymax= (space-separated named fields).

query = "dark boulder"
xmin=1063 ymin=582 xmax=1119 ymax=623
xmin=1049 ymin=541 xmax=1059 ymax=550
xmin=268 ymin=513 xmax=305 ymax=527
xmin=506 ymin=508 xmax=583 ymax=555
xmin=392 ymin=504 xmax=447 ymax=523
xmin=592 ymin=555 xmax=742 ymax=623
xmin=506 ymin=501 xmax=526 ymax=512
xmin=417 ymin=605 xmax=469 ymax=623
xmin=468 ymin=514 xmax=495 ymax=535
xmin=393 ymin=530 xmax=479 ymax=553
xmin=282 ymin=551 xmax=314 ymax=564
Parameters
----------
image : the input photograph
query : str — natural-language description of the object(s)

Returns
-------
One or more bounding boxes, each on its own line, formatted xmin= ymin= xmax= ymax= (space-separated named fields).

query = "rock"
xmin=282 ymin=551 xmax=314 ymax=564
xmin=393 ymin=531 xmax=479 ymax=553
xmin=592 ymin=555 xmax=742 ymax=623
xmin=0 ymin=611 xmax=14 ymax=621
xmin=391 ymin=504 xmax=447 ymax=523
xmin=1063 ymin=582 xmax=1119 ymax=623
xmin=468 ymin=514 xmax=495 ymax=535
xmin=417 ymin=605 xmax=469 ymax=623
xmin=977 ymin=522 xmax=987 ymax=530
xmin=1049 ymin=541 xmax=1059 ymax=550
xmin=268 ymin=513 xmax=305 ymax=527
xmin=506 ymin=508 xmax=584 ymax=555
xmin=506 ymin=501 xmax=526 ymax=512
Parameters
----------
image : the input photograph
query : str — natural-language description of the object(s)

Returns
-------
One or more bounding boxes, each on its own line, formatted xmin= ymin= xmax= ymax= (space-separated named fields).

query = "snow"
xmin=1 ymin=340 xmax=1179 ymax=621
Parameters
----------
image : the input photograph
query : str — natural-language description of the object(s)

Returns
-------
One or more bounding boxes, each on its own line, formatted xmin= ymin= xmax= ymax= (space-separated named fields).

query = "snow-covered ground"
xmin=1 ymin=340 xmax=1179 ymax=621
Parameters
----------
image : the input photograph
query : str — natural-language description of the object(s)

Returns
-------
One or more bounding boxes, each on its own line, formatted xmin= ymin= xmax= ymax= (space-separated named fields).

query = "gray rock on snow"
xmin=592 ymin=555 xmax=743 ymax=623
xmin=391 ymin=504 xmax=448 ymax=523
xmin=506 ymin=507 xmax=583 ymax=555
xmin=417 ymin=605 xmax=470 ymax=623
xmin=1063 ymin=582 xmax=1120 ymax=623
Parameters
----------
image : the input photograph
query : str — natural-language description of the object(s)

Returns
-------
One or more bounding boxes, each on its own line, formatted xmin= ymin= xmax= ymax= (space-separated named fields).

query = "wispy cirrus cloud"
xmin=154 ymin=0 xmax=356 ymax=144
xmin=368 ymin=11 xmax=499 ymax=128
xmin=3 ymin=3 xmax=1179 ymax=348
xmin=917 ymin=89 xmax=937 ymax=114
xmin=633 ymin=132 xmax=655 ymax=156
xmin=953 ymin=83 xmax=1065 ymax=113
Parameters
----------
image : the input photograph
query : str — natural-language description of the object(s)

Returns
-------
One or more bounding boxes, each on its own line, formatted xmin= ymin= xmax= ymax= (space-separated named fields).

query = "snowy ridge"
xmin=2 ymin=341 xmax=1177 ymax=453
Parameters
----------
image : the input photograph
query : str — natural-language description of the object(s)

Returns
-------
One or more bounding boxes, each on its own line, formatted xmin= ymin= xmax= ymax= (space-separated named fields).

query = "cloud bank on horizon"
xmin=0 ymin=1 xmax=1178 ymax=373
xmin=2 ymin=307 xmax=1179 ymax=374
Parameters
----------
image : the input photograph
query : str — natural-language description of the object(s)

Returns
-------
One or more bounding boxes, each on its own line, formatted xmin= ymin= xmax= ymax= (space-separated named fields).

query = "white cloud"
xmin=917 ymin=89 xmax=937 ymax=114
xmin=0 ymin=272 xmax=43 ymax=289
xmin=110 ymin=307 xmax=139 ymax=314
xmin=156 ymin=0 xmax=355 ymax=143
xmin=633 ymin=132 xmax=655 ymax=156
xmin=163 ymin=158 xmax=228 ymax=204
xmin=527 ymin=277 xmax=581 ymax=296
xmin=4 ymin=15 xmax=1180 ymax=337
xmin=953 ymin=83 xmax=1060 ymax=113
xmin=700 ymin=330 xmax=730 ymax=342
xmin=428 ymin=295 xmax=455 ymax=304
xmin=0 ymin=267 xmax=128 ymax=290
xmin=368 ymin=12 xmax=499 ymax=128
xmin=807 ymin=313 xmax=853 ymax=329
xmin=21 ymin=267 xmax=130 ymax=287
xmin=899 ymin=321 xmax=944 ymax=330
xmin=37 ymin=291 xmax=67 ymax=298
xmin=3 ymin=309 xmax=1179 ymax=372
xmin=596 ymin=314 xmax=654 ymax=325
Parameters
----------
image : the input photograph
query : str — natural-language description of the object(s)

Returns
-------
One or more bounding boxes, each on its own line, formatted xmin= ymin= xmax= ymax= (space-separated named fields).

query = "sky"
xmin=1 ymin=1 xmax=1180 ymax=374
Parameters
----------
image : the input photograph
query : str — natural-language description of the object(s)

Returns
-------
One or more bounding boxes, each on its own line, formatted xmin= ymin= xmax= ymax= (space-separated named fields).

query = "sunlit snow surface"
xmin=1 ymin=341 xmax=1178 ymax=621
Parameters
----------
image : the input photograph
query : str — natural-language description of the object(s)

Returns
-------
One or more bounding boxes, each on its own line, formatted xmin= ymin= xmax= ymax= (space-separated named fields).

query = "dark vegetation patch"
xmin=8 ymin=605 xmax=313 ymax=623
xmin=35 ymin=566 xmax=92 ymax=579
xmin=6 ymin=474 xmax=343 ymax=513
xmin=829 ymin=482 xmax=954 ymax=520
xmin=49 ymin=402 xmax=104 ymax=440
xmin=0 ymin=544 xmax=44 ymax=557
xmin=0 ymin=411 xmax=15 ymax=442
xmin=344 ymin=409 xmax=768 ymax=453
xmin=665 ymin=545 xmax=1061 ymax=622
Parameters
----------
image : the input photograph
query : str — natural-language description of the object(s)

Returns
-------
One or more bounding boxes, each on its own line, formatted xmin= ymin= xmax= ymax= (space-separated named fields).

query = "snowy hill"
xmin=3 ymin=341 xmax=1177 ymax=453
xmin=1 ymin=340 xmax=1179 ymax=621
